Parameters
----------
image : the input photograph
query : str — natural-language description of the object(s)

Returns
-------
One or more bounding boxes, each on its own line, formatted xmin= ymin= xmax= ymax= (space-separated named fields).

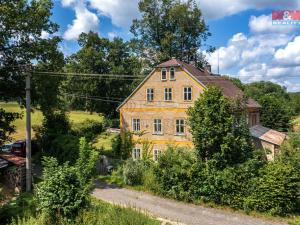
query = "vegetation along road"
xmin=92 ymin=182 xmax=284 ymax=225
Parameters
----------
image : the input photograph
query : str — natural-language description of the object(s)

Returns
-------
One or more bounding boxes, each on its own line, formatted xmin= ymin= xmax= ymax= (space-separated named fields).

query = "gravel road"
xmin=92 ymin=182 xmax=285 ymax=225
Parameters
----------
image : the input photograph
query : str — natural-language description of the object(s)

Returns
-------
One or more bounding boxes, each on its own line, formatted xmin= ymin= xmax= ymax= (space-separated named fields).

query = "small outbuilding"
xmin=250 ymin=125 xmax=288 ymax=161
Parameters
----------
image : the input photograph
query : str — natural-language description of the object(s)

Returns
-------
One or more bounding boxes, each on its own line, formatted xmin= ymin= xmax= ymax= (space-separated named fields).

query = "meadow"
xmin=0 ymin=102 xmax=102 ymax=140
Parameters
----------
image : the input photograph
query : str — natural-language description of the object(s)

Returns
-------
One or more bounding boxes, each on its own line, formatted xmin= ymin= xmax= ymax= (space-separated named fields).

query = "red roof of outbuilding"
xmin=0 ymin=152 xmax=25 ymax=166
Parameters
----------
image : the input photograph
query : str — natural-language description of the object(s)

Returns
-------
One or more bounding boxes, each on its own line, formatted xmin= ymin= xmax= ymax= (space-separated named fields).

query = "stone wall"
xmin=2 ymin=165 xmax=26 ymax=193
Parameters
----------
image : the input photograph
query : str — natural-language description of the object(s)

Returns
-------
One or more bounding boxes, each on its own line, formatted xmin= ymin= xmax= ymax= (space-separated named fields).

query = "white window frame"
xmin=164 ymin=88 xmax=172 ymax=101
xmin=132 ymin=148 xmax=141 ymax=160
xmin=184 ymin=87 xmax=192 ymax=101
xmin=153 ymin=149 xmax=161 ymax=161
xmin=170 ymin=67 xmax=175 ymax=80
xmin=146 ymin=88 xmax=154 ymax=102
xmin=132 ymin=118 xmax=140 ymax=132
xmin=161 ymin=68 xmax=167 ymax=81
xmin=153 ymin=119 xmax=162 ymax=134
xmin=176 ymin=119 xmax=185 ymax=135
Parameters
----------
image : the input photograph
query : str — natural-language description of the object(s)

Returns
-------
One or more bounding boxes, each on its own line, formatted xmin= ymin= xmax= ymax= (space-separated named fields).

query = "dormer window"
xmin=170 ymin=67 xmax=175 ymax=80
xmin=161 ymin=68 xmax=167 ymax=80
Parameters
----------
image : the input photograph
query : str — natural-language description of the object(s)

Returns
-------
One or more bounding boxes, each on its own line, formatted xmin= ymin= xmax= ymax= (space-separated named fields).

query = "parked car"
xmin=0 ymin=143 xmax=13 ymax=152
xmin=11 ymin=140 xmax=26 ymax=157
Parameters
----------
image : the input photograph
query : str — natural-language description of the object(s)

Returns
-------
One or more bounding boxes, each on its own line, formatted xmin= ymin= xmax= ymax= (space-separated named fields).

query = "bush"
xmin=142 ymin=167 xmax=160 ymax=193
xmin=35 ymin=138 xmax=98 ymax=219
xmin=122 ymin=159 xmax=148 ymax=186
xmin=47 ymin=134 xmax=79 ymax=164
xmin=153 ymin=146 xmax=196 ymax=201
xmin=195 ymin=158 xmax=264 ymax=208
xmin=244 ymin=161 xmax=300 ymax=215
xmin=35 ymin=157 xmax=88 ymax=218
xmin=72 ymin=119 xmax=103 ymax=142
xmin=0 ymin=193 xmax=36 ymax=224
xmin=112 ymin=132 xmax=133 ymax=159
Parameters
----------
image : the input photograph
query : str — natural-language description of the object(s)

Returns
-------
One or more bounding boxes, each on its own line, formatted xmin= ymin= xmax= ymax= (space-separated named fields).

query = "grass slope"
xmin=0 ymin=102 xmax=102 ymax=140
xmin=1 ymin=194 xmax=159 ymax=225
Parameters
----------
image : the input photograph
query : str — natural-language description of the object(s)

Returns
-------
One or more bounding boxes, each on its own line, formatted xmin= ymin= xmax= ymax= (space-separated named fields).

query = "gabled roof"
xmin=117 ymin=59 xmax=261 ymax=111
xmin=250 ymin=125 xmax=287 ymax=146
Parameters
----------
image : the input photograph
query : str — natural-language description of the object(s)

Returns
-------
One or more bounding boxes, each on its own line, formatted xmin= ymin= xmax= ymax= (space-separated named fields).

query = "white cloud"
xmin=205 ymin=29 xmax=300 ymax=91
xmin=107 ymin=32 xmax=117 ymax=40
xmin=63 ymin=1 xmax=99 ymax=40
xmin=274 ymin=36 xmax=300 ymax=67
xmin=197 ymin=0 xmax=300 ymax=20
xmin=249 ymin=14 xmax=296 ymax=34
xmin=89 ymin=0 xmax=139 ymax=28
xmin=41 ymin=31 xmax=50 ymax=39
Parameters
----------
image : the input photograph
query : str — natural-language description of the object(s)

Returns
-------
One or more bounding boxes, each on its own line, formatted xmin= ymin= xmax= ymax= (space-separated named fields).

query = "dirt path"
xmin=92 ymin=182 xmax=285 ymax=225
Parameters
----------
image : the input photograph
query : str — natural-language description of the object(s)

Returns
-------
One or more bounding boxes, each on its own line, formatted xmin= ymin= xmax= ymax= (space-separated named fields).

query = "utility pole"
xmin=25 ymin=69 xmax=32 ymax=192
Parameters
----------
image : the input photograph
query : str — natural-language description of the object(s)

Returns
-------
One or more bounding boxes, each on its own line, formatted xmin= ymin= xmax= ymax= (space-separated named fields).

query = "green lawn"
xmin=1 ymin=102 xmax=103 ymax=140
xmin=293 ymin=115 xmax=300 ymax=131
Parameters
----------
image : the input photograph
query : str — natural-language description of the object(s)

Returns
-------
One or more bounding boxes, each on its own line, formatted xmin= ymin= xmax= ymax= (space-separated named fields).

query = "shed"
xmin=250 ymin=125 xmax=288 ymax=160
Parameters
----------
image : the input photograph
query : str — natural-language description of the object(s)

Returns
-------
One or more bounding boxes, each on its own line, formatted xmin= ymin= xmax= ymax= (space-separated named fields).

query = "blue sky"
xmin=49 ymin=0 xmax=300 ymax=92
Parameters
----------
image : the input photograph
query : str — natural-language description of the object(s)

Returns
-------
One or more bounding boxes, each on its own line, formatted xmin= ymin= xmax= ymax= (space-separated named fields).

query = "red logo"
xmin=272 ymin=10 xmax=300 ymax=20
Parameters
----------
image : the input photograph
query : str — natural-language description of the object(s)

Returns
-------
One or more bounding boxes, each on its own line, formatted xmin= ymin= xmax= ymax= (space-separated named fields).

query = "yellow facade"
xmin=119 ymin=67 xmax=205 ymax=158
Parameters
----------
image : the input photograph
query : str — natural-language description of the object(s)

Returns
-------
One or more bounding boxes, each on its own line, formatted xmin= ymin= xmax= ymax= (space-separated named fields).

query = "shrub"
xmin=244 ymin=161 xmax=300 ymax=215
xmin=72 ymin=119 xmax=103 ymax=142
xmin=35 ymin=138 xmax=98 ymax=219
xmin=122 ymin=159 xmax=148 ymax=185
xmin=35 ymin=157 xmax=88 ymax=218
xmin=153 ymin=146 xmax=196 ymax=201
xmin=142 ymin=167 xmax=161 ymax=193
xmin=197 ymin=158 xmax=264 ymax=208
xmin=112 ymin=132 xmax=133 ymax=159
xmin=47 ymin=134 xmax=79 ymax=164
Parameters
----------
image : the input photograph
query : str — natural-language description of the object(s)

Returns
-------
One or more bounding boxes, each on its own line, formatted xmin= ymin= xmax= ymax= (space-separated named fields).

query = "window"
xmin=132 ymin=118 xmax=140 ymax=132
xmin=164 ymin=88 xmax=172 ymax=101
xmin=161 ymin=68 xmax=167 ymax=80
xmin=184 ymin=87 xmax=192 ymax=101
xmin=170 ymin=67 xmax=175 ymax=80
xmin=132 ymin=148 xmax=140 ymax=160
xmin=176 ymin=119 xmax=185 ymax=134
xmin=154 ymin=119 xmax=162 ymax=134
xmin=147 ymin=88 xmax=154 ymax=102
xmin=153 ymin=149 xmax=161 ymax=161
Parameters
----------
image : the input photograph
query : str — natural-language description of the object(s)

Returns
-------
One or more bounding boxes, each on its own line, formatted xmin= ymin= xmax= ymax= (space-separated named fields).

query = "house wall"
xmin=120 ymin=66 xmax=262 ymax=159
xmin=120 ymin=67 xmax=205 ymax=153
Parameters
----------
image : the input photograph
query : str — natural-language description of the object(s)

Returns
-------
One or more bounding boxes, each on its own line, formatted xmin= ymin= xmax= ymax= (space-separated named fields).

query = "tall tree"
xmin=244 ymin=81 xmax=292 ymax=131
xmin=131 ymin=0 xmax=212 ymax=66
xmin=64 ymin=32 xmax=142 ymax=117
xmin=187 ymin=87 xmax=253 ymax=168
xmin=0 ymin=0 xmax=62 ymax=143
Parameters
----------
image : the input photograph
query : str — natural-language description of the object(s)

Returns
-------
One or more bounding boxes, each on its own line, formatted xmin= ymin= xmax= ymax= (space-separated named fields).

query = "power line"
xmin=33 ymin=71 xmax=146 ymax=78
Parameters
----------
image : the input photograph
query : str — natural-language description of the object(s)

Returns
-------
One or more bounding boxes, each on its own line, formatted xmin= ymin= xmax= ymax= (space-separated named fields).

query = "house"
xmin=250 ymin=125 xmax=288 ymax=160
xmin=117 ymin=59 xmax=263 ymax=161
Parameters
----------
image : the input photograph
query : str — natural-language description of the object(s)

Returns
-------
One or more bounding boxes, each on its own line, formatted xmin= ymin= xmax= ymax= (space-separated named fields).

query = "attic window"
xmin=161 ymin=68 xmax=167 ymax=80
xmin=170 ymin=67 xmax=175 ymax=80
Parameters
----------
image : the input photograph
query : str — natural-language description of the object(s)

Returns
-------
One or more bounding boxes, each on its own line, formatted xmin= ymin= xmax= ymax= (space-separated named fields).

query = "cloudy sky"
xmin=51 ymin=0 xmax=300 ymax=92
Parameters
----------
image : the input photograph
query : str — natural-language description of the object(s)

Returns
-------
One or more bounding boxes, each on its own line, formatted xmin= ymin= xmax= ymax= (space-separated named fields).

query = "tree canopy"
xmin=244 ymin=81 xmax=293 ymax=131
xmin=64 ymin=32 xmax=143 ymax=117
xmin=187 ymin=86 xmax=253 ymax=168
xmin=131 ymin=0 xmax=211 ymax=66
xmin=0 ymin=0 xmax=63 ymax=144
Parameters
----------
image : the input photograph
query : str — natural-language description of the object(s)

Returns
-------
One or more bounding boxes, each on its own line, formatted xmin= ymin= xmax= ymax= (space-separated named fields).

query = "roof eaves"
xmin=116 ymin=69 xmax=156 ymax=112
xmin=181 ymin=66 xmax=207 ymax=89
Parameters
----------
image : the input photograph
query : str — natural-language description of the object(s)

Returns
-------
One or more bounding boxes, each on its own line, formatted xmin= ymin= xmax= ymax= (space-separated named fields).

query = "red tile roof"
xmin=0 ymin=153 xmax=25 ymax=166
xmin=157 ymin=59 xmax=261 ymax=109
